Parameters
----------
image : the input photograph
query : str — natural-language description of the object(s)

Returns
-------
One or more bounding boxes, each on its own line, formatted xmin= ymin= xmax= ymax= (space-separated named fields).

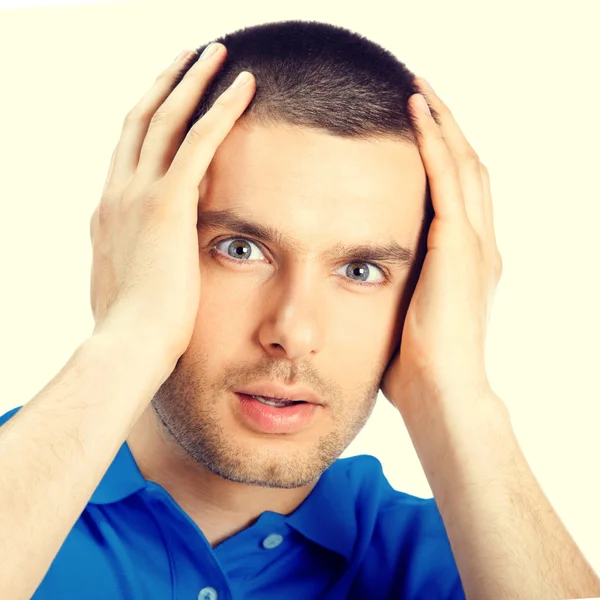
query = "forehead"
xmin=198 ymin=121 xmax=427 ymax=245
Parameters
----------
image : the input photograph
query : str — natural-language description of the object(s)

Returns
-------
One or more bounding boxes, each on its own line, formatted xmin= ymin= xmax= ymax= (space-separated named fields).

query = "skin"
xmin=126 ymin=121 xmax=427 ymax=547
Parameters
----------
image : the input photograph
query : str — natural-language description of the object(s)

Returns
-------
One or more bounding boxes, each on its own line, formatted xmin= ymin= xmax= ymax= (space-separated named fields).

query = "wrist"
xmin=397 ymin=378 xmax=511 ymax=441
xmin=398 ymin=385 xmax=515 ymax=506
xmin=81 ymin=332 xmax=177 ymax=394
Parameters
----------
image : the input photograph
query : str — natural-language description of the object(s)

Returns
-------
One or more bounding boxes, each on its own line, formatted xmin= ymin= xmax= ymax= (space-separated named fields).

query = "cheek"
xmin=194 ymin=264 xmax=259 ymax=338
xmin=196 ymin=290 xmax=239 ymax=325
xmin=332 ymin=296 xmax=401 ymax=369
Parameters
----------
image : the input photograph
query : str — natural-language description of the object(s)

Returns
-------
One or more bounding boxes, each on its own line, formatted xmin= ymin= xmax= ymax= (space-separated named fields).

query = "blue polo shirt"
xmin=1 ymin=405 xmax=465 ymax=599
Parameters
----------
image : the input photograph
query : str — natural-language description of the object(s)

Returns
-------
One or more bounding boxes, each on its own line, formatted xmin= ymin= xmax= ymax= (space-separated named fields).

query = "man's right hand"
xmin=0 ymin=47 xmax=257 ymax=600
xmin=89 ymin=44 xmax=255 ymax=366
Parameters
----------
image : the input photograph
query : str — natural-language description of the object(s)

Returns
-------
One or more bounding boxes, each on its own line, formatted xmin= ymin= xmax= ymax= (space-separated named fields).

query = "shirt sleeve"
xmin=0 ymin=405 xmax=24 ymax=427
xmin=388 ymin=498 xmax=466 ymax=600
xmin=354 ymin=495 xmax=467 ymax=600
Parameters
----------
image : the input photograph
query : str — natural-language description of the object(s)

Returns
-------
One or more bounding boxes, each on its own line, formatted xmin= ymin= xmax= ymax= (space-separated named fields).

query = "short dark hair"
xmin=186 ymin=19 xmax=434 ymax=145
xmin=184 ymin=20 xmax=434 ymax=234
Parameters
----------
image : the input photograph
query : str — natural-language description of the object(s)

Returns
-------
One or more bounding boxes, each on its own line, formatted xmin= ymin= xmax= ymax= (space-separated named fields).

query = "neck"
xmin=126 ymin=405 xmax=317 ymax=547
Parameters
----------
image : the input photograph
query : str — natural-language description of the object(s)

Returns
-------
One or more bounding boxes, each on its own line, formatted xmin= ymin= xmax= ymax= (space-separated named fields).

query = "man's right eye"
xmin=212 ymin=237 xmax=267 ymax=262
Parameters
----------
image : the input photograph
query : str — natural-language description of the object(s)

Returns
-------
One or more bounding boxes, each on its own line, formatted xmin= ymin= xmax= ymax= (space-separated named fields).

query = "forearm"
xmin=0 ymin=333 xmax=171 ymax=600
xmin=400 ymin=387 xmax=600 ymax=600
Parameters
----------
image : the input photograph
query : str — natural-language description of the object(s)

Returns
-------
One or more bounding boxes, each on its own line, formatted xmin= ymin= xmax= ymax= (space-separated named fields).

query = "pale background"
xmin=1 ymin=0 xmax=599 ymax=578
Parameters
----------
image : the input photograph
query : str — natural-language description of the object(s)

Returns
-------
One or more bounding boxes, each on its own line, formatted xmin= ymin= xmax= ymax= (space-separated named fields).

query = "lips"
xmin=235 ymin=392 xmax=319 ymax=433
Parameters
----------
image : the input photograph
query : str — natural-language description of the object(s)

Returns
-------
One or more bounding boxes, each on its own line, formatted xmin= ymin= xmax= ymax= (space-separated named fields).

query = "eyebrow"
xmin=197 ymin=208 xmax=415 ymax=267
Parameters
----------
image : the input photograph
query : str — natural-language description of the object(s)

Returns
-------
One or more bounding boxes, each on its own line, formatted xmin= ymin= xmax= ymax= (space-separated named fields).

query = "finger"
xmin=414 ymin=79 xmax=487 ymax=239
xmin=92 ymin=143 xmax=119 ymax=239
xmin=100 ymin=144 xmax=118 ymax=197
xmin=458 ymin=155 xmax=486 ymax=240
xmin=415 ymin=78 xmax=480 ymax=167
xmin=410 ymin=93 xmax=467 ymax=223
xmin=135 ymin=43 xmax=231 ymax=183
xmin=107 ymin=48 xmax=202 ymax=189
xmin=166 ymin=71 xmax=256 ymax=205
xmin=479 ymin=163 xmax=498 ymax=249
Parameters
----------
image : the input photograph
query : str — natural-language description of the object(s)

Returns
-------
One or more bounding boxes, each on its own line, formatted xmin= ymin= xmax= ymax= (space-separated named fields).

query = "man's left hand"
xmin=380 ymin=78 xmax=503 ymax=417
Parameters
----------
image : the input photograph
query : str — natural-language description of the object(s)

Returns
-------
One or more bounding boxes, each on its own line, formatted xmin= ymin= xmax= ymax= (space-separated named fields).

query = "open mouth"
xmin=235 ymin=392 xmax=318 ymax=433
xmin=250 ymin=395 xmax=307 ymax=408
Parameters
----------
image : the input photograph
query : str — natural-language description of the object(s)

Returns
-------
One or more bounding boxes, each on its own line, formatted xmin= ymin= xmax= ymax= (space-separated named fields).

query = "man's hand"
xmin=380 ymin=78 xmax=502 ymax=416
xmin=90 ymin=45 xmax=255 ymax=368
xmin=380 ymin=80 xmax=600 ymax=599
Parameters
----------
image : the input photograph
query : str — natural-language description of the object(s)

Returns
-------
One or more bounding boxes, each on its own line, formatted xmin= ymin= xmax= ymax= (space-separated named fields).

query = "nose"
xmin=257 ymin=267 xmax=326 ymax=361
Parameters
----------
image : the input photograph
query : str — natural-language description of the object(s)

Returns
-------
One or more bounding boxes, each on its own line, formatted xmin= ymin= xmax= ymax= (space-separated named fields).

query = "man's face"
xmin=151 ymin=121 xmax=427 ymax=489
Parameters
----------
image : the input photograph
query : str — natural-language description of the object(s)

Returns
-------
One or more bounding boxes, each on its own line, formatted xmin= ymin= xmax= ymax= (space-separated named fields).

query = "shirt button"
xmin=198 ymin=587 xmax=218 ymax=600
xmin=262 ymin=533 xmax=284 ymax=549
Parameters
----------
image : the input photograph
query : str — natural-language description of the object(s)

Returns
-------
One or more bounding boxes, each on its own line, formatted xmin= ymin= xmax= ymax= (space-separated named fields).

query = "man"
xmin=0 ymin=19 xmax=598 ymax=600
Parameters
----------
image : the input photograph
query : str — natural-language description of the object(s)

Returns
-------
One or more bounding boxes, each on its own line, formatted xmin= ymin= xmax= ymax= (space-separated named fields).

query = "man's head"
xmin=150 ymin=20 xmax=434 ymax=490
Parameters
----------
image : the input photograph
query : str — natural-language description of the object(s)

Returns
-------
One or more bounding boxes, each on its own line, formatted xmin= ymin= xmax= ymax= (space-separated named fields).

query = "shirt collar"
xmin=89 ymin=441 xmax=147 ymax=503
xmin=283 ymin=462 xmax=358 ymax=561
xmin=89 ymin=441 xmax=358 ymax=562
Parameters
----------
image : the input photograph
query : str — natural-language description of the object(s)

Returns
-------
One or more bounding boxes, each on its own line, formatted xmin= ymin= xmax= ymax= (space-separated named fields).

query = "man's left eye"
xmin=335 ymin=262 xmax=384 ymax=284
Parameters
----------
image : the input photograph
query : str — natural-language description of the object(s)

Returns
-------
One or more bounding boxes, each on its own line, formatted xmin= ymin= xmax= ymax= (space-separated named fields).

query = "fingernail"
xmin=199 ymin=43 xmax=219 ymax=61
xmin=173 ymin=49 xmax=193 ymax=63
xmin=231 ymin=71 xmax=251 ymax=88
xmin=416 ymin=94 xmax=431 ymax=115
xmin=420 ymin=78 xmax=435 ymax=94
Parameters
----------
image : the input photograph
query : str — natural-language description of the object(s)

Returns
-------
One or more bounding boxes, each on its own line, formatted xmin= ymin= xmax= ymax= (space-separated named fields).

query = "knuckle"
xmin=429 ymin=125 xmax=445 ymax=143
xmin=207 ymin=106 xmax=232 ymax=132
xmin=123 ymin=110 xmax=137 ymax=124
xmin=213 ymin=90 xmax=242 ymax=116
xmin=187 ymin=117 xmax=224 ymax=147
xmin=89 ymin=209 xmax=99 ymax=238
xmin=182 ymin=105 xmax=237 ymax=152
xmin=149 ymin=107 xmax=170 ymax=127
xmin=213 ymin=94 xmax=231 ymax=109
xmin=100 ymin=184 xmax=121 ymax=205
xmin=97 ymin=198 xmax=113 ymax=223
xmin=139 ymin=183 xmax=166 ymax=214
xmin=441 ymin=159 xmax=458 ymax=178
xmin=155 ymin=70 xmax=171 ymax=84
xmin=140 ymin=194 xmax=162 ymax=216
xmin=184 ymin=123 xmax=205 ymax=146
xmin=494 ymin=250 xmax=503 ymax=277
xmin=124 ymin=108 xmax=147 ymax=125
xmin=437 ymin=102 xmax=452 ymax=118
xmin=462 ymin=152 xmax=480 ymax=167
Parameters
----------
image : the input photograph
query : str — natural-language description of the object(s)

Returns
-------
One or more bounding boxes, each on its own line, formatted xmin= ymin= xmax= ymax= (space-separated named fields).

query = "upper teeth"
xmin=251 ymin=395 xmax=290 ymax=407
